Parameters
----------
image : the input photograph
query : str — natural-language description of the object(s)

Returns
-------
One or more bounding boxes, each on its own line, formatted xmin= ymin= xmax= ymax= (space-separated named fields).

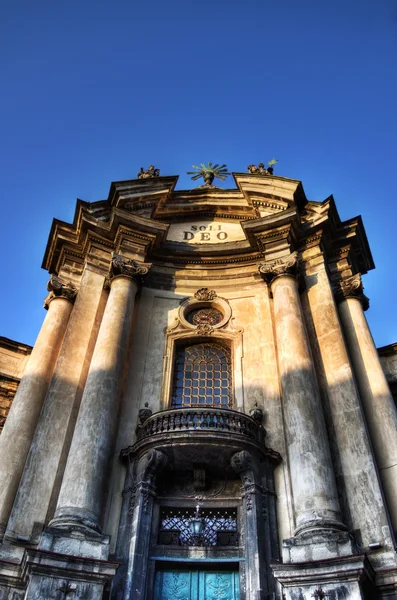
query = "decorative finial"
xmin=247 ymin=158 xmax=278 ymax=175
xmin=187 ymin=162 xmax=230 ymax=188
xmin=137 ymin=165 xmax=160 ymax=179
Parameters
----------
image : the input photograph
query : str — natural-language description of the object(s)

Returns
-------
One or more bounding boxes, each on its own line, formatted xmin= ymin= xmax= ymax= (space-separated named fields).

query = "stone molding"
xmin=43 ymin=274 xmax=77 ymax=310
xmin=333 ymin=273 xmax=370 ymax=311
xmin=173 ymin=289 xmax=232 ymax=335
xmin=109 ymin=254 xmax=150 ymax=283
xmin=258 ymin=251 xmax=298 ymax=284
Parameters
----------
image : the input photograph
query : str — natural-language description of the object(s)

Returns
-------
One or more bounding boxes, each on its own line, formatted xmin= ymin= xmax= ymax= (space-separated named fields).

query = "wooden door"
xmin=154 ymin=568 xmax=239 ymax=600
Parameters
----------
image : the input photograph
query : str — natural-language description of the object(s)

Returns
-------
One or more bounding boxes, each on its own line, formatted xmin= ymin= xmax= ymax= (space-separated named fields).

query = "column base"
xmin=282 ymin=529 xmax=355 ymax=563
xmin=39 ymin=525 xmax=110 ymax=560
xmin=272 ymin=554 xmax=376 ymax=600
xmin=49 ymin=506 xmax=101 ymax=535
xmin=22 ymin=547 xmax=118 ymax=600
xmin=0 ymin=527 xmax=118 ymax=599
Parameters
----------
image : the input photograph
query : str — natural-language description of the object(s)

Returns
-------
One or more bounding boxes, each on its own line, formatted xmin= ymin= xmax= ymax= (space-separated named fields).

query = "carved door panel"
xmin=154 ymin=570 xmax=196 ymax=600
xmin=200 ymin=571 xmax=239 ymax=600
xmin=154 ymin=569 xmax=239 ymax=600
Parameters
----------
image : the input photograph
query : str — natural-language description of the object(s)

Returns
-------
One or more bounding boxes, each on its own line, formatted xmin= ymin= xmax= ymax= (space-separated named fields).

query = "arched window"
xmin=171 ymin=343 xmax=232 ymax=408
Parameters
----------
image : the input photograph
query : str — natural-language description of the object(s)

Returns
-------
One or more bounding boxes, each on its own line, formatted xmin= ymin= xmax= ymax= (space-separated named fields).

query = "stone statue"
xmin=137 ymin=165 xmax=160 ymax=179
xmin=247 ymin=159 xmax=278 ymax=175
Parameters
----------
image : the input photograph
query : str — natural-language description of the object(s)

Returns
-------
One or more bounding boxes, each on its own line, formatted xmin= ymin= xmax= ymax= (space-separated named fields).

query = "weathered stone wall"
xmin=103 ymin=282 xmax=294 ymax=551
xmin=0 ymin=337 xmax=31 ymax=432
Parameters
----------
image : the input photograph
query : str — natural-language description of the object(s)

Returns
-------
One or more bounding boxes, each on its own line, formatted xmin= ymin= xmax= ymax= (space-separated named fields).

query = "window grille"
xmin=171 ymin=343 xmax=232 ymax=408
xmin=158 ymin=507 xmax=238 ymax=547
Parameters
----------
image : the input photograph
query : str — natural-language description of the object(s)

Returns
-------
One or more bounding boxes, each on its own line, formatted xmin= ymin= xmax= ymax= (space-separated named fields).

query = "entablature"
xmin=41 ymin=174 xmax=375 ymax=291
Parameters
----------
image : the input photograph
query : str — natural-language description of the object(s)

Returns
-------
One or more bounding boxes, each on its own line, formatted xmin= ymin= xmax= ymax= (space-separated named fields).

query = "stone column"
xmin=0 ymin=276 xmax=76 ymax=539
xmin=301 ymin=260 xmax=392 ymax=550
xmin=5 ymin=267 xmax=106 ymax=542
xmin=231 ymin=450 xmax=273 ymax=600
xmin=51 ymin=256 xmax=149 ymax=533
xmin=337 ymin=274 xmax=397 ymax=534
xmin=258 ymin=254 xmax=344 ymax=536
xmin=123 ymin=449 xmax=167 ymax=600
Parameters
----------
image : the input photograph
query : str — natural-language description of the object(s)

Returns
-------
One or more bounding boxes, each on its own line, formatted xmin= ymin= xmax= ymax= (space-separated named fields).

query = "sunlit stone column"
xmin=6 ymin=267 xmax=106 ymax=542
xmin=258 ymin=254 xmax=344 ymax=535
xmin=337 ymin=274 xmax=397 ymax=534
xmin=51 ymin=256 xmax=149 ymax=533
xmin=0 ymin=276 xmax=76 ymax=539
xmin=301 ymin=263 xmax=390 ymax=548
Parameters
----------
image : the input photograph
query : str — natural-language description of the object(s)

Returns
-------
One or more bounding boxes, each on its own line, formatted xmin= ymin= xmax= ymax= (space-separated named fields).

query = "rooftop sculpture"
xmin=247 ymin=159 xmax=278 ymax=175
xmin=187 ymin=162 xmax=230 ymax=188
xmin=137 ymin=165 xmax=160 ymax=179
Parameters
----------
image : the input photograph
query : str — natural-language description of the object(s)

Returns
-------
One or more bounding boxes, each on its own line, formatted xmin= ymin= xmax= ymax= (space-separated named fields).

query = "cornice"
xmin=40 ymin=175 xmax=375 ymax=285
xmin=108 ymin=176 xmax=178 ymax=208
xmin=42 ymin=202 xmax=169 ymax=274
xmin=233 ymin=172 xmax=307 ymax=213
xmin=0 ymin=337 xmax=32 ymax=355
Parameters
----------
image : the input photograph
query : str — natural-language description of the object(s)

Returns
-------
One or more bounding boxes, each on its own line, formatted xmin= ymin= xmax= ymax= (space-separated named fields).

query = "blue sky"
xmin=1 ymin=0 xmax=396 ymax=347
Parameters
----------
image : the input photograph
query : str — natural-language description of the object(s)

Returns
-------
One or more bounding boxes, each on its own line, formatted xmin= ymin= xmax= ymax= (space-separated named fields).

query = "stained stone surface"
xmin=0 ymin=172 xmax=396 ymax=599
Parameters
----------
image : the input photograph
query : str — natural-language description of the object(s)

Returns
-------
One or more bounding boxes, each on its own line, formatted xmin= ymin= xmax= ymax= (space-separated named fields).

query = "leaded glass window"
xmin=172 ymin=343 xmax=232 ymax=408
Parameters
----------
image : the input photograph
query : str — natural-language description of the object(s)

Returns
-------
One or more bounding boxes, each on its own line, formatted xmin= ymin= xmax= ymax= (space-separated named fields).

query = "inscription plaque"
xmin=166 ymin=220 xmax=246 ymax=244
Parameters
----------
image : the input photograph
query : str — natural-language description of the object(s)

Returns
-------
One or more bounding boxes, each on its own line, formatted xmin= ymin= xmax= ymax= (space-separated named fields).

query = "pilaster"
xmin=122 ymin=449 xmax=167 ymax=600
xmin=231 ymin=450 xmax=275 ymax=600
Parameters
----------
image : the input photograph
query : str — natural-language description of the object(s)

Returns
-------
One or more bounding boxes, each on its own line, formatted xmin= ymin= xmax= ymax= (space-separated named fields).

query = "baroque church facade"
xmin=0 ymin=167 xmax=397 ymax=600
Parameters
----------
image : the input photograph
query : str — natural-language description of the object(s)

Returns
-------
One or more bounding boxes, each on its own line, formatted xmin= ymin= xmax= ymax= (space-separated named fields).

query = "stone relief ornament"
xmin=196 ymin=323 xmax=214 ymax=336
xmin=334 ymin=273 xmax=369 ymax=310
xmin=137 ymin=165 xmax=160 ymax=178
xmin=230 ymin=450 xmax=253 ymax=474
xmin=194 ymin=287 xmax=217 ymax=301
xmin=43 ymin=274 xmax=77 ymax=309
xmin=187 ymin=307 xmax=223 ymax=327
xmin=258 ymin=251 xmax=298 ymax=283
xmin=110 ymin=254 xmax=150 ymax=281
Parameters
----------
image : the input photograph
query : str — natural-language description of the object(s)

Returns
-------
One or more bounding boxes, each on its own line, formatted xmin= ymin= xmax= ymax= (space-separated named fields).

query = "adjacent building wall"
xmin=0 ymin=337 xmax=32 ymax=433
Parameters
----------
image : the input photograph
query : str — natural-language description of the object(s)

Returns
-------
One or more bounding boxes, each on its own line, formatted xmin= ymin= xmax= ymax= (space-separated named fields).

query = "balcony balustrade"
xmin=136 ymin=406 xmax=266 ymax=445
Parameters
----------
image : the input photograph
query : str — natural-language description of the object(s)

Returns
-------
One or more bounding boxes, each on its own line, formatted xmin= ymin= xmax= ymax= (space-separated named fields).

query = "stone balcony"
xmin=122 ymin=407 xmax=280 ymax=468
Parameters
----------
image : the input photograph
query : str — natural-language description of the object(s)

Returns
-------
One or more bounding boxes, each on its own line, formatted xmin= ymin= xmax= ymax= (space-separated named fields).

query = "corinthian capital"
xmin=258 ymin=251 xmax=298 ymax=284
xmin=110 ymin=254 xmax=150 ymax=282
xmin=333 ymin=273 xmax=369 ymax=310
xmin=43 ymin=275 xmax=77 ymax=309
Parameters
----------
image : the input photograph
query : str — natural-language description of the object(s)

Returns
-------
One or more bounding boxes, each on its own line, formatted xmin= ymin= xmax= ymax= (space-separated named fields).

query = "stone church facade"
xmin=0 ymin=169 xmax=397 ymax=599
